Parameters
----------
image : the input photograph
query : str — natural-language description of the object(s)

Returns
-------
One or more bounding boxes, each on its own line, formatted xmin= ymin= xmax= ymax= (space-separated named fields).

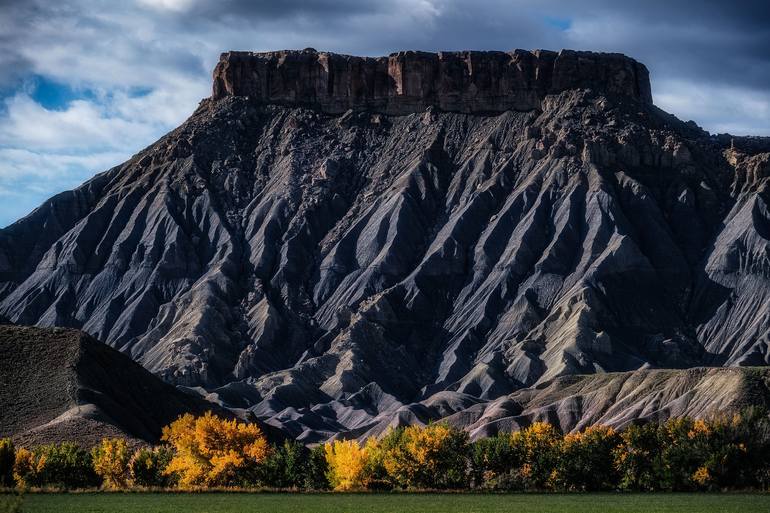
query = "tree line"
xmin=1 ymin=408 xmax=769 ymax=492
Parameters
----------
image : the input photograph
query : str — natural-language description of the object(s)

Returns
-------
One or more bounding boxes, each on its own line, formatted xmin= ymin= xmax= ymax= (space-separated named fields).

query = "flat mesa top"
xmin=211 ymin=48 xmax=652 ymax=115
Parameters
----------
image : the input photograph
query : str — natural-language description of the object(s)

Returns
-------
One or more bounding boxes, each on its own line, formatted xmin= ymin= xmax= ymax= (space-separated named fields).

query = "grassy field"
xmin=4 ymin=492 xmax=770 ymax=513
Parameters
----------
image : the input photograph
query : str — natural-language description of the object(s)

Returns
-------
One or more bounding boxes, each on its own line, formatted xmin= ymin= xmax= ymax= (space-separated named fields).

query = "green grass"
xmin=5 ymin=492 xmax=770 ymax=513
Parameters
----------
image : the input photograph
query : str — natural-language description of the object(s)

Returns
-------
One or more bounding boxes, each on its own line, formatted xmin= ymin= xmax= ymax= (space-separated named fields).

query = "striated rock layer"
xmin=1 ymin=49 xmax=769 ymax=441
xmin=353 ymin=367 xmax=770 ymax=441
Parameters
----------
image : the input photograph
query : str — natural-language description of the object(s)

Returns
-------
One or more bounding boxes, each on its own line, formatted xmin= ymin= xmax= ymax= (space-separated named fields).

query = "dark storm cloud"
xmin=177 ymin=0 xmax=386 ymax=20
xmin=539 ymin=0 xmax=770 ymax=92
xmin=1 ymin=0 xmax=769 ymax=228
xmin=2 ymin=0 xmax=767 ymax=98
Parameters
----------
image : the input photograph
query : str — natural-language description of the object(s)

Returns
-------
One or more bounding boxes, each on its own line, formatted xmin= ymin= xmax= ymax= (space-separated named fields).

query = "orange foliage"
xmin=161 ymin=412 xmax=269 ymax=488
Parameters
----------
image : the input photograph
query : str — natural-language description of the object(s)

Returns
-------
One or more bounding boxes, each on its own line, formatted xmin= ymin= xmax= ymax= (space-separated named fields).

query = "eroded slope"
xmin=1 ymin=49 xmax=769 ymax=441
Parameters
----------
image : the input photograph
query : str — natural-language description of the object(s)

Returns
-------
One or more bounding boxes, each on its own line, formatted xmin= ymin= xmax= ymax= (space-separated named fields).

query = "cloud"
xmin=0 ymin=0 xmax=768 ymax=226
xmin=655 ymin=80 xmax=770 ymax=136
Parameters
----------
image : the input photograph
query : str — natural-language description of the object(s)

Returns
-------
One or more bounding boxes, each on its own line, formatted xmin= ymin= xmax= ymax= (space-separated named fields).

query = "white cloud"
xmin=137 ymin=0 xmax=198 ymax=12
xmin=655 ymin=80 xmax=770 ymax=136
xmin=0 ymin=0 xmax=767 ymax=226
xmin=0 ymin=74 xmax=208 ymax=226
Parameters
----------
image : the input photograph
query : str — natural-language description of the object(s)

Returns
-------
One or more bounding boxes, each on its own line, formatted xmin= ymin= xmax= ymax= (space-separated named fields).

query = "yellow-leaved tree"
xmin=323 ymin=439 xmax=371 ymax=490
xmin=161 ymin=412 xmax=269 ymax=488
xmin=381 ymin=423 xmax=469 ymax=489
xmin=510 ymin=421 xmax=561 ymax=490
xmin=91 ymin=438 xmax=131 ymax=489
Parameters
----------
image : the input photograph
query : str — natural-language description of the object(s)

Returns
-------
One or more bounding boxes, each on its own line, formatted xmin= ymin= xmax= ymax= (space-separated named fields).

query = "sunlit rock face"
xmin=1 ymin=48 xmax=769 ymax=442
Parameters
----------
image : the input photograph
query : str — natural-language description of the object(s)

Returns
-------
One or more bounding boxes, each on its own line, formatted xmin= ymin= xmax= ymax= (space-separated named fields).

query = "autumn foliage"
xmin=161 ymin=412 xmax=270 ymax=488
xmin=324 ymin=439 xmax=372 ymax=490
xmin=377 ymin=423 xmax=469 ymax=489
xmin=12 ymin=443 xmax=98 ymax=489
xmin=3 ymin=409 xmax=770 ymax=491
xmin=91 ymin=438 xmax=131 ymax=489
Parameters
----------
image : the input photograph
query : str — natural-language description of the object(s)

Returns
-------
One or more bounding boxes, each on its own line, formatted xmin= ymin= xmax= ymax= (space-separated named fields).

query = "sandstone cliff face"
xmin=212 ymin=49 xmax=652 ymax=114
xmin=1 ymin=49 xmax=769 ymax=441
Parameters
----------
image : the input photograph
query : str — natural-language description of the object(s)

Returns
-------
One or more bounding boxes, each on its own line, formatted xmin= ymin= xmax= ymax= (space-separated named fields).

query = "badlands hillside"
xmin=1 ymin=48 xmax=769 ymax=442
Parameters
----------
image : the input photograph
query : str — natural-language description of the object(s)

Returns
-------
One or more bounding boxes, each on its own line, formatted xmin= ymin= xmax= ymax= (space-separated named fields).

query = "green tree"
xmin=381 ymin=423 xmax=470 ymax=490
xmin=614 ymin=422 xmax=664 ymax=491
xmin=14 ymin=443 xmax=98 ymax=489
xmin=554 ymin=425 xmax=621 ymax=491
xmin=304 ymin=445 xmax=329 ymax=490
xmin=469 ymin=433 xmax=521 ymax=489
xmin=128 ymin=446 xmax=175 ymax=488
xmin=259 ymin=440 xmax=310 ymax=489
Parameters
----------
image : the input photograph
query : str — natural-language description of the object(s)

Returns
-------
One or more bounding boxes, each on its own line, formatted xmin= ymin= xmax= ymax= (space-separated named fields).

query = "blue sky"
xmin=0 ymin=0 xmax=768 ymax=227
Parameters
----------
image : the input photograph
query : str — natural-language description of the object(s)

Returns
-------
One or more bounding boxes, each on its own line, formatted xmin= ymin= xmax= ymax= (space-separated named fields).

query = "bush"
xmin=91 ymin=438 xmax=131 ymax=489
xmin=304 ymin=444 xmax=329 ymax=490
xmin=13 ymin=443 xmax=97 ymax=489
xmin=128 ymin=446 xmax=175 ymax=488
xmin=719 ymin=408 xmax=770 ymax=489
xmin=0 ymin=439 xmax=14 ymax=488
xmin=259 ymin=440 xmax=310 ymax=489
xmin=380 ymin=423 xmax=470 ymax=490
xmin=511 ymin=422 xmax=561 ymax=490
xmin=554 ymin=425 xmax=621 ymax=491
xmin=614 ymin=421 xmax=664 ymax=491
xmin=470 ymin=433 xmax=521 ymax=489
xmin=324 ymin=439 xmax=371 ymax=491
xmin=162 ymin=412 xmax=270 ymax=488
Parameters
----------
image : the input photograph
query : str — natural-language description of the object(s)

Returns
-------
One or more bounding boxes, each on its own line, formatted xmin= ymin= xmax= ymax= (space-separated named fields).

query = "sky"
xmin=0 ymin=0 xmax=769 ymax=227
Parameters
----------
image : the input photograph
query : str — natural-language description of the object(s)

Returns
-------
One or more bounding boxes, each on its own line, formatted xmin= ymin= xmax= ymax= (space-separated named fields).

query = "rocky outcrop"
xmin=212 ymin=49 xmax=652 ymax=114
xmin=1 ymin=49 xmax=769 ymax=442
xmin=0 ymin=325 xmax=267 ymax=447
xmin=366 ymin=367 xmax=770 ymax=441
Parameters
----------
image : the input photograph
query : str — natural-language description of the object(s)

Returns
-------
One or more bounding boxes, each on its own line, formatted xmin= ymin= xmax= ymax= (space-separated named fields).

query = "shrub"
xmin=470 ymin=433 xmax=521 ymax=489
xmin=259 ymin=440 xmax=310 ymax=489
xmin=658 ymin=418 xmax=714 ymax=491
xmin=692 ymin=409 xmax=770 ymax=490
xmin=364 ymin=428 xmax=403 ymax=490
xmin=91 ymin=438 xmax=131 ymax=489
xmin=554 ymin=425 xmax=621 ymax=491
xmin=12 ymin=448 xmax=35 ymax=489
xmin=128 ymin=446 xmax=175 ymax=488
xmin=511 ymin=421 xmax=561 ymax=490
xmin=304 ymin=444 xmax=329 ymax=490
xmin=162 ymin=412 xmax=270 ymax=488
xmin=380 ymin=423 xmax=470 ymax=490
xmin=14 ymin=443 xmax=97 ymax=489
xmin=324 ymin=439 xmax=371 ymax=491
xmin=0 ymin=439 xmax=14 ymax=488
xmin=614 ymin=422 xmax=664 ymax=491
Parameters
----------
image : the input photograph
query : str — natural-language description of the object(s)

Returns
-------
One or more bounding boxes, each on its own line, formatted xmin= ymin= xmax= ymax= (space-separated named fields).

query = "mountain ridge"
xmin=212 ymin=48 xmax=652 ymax=113
xmin=1 ymin=48 xmax=769 ymax=441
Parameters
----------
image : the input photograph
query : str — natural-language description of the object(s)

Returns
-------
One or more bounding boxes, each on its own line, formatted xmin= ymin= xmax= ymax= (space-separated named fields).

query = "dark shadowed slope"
xmin=0 ymin=325 xmax=235 ymax=446
xmin=0 ymin=49 xmax=769 ymax=441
